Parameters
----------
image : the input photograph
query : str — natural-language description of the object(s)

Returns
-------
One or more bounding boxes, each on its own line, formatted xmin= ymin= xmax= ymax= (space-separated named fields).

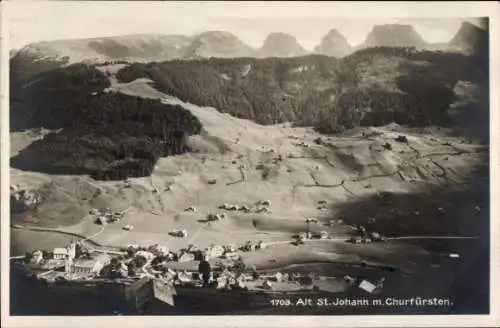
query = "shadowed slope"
xmin=10 ymin=64 xmax=203 ymax=180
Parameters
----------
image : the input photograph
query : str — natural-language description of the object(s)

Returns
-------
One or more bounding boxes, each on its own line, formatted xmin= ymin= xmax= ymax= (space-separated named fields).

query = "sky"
xmin=4 ymin=1 xmax=487 ymax=50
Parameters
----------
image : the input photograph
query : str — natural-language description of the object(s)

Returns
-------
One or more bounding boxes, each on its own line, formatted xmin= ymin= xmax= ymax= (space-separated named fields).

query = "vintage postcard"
xmin=1 ymin=1 xmax=499 ymax=327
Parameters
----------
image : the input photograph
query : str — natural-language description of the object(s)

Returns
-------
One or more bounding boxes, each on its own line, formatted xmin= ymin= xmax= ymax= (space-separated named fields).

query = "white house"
xmin=358 ymin=280 xmax=377 ymax=294
xmin=53 ymin=248 xmax=68 ymax=260
xmin=135 ymin=251 xmax=155 ymax=262
xmin=207 ymin=245 xmax=224 ymax=258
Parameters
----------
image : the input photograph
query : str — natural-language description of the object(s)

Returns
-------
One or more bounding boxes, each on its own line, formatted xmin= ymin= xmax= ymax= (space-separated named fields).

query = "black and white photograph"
xmin=1 ymin=1 xmax=499 ymax=327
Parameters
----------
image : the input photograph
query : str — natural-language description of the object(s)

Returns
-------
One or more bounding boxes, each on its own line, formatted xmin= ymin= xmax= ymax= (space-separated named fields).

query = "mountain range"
xmin=11 ymin=22 xmax=487 ymax=69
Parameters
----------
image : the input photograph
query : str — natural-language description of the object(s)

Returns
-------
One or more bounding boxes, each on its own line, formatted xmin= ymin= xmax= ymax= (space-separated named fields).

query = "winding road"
xmin=10 ymin=223 xmax=124 ymax=259
xmin=11 ymin=221 xmax=480 ymax=259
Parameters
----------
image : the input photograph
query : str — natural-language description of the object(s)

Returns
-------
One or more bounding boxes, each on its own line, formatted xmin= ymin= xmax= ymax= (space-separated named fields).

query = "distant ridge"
xmin=14 ymin=34 xmax=193 ymax=64
xmin=10 ymin=21 xmax=488 ymax=80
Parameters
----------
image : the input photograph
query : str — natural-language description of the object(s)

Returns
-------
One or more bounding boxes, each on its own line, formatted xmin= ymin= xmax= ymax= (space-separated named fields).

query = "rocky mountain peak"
xmin=258 ymin=32 xmax=308 ymax=58
xmin=448 ymin=21 xmax=488 ymax=56
xmin=181 ymin=31 xmax=255 ymax=58
xmin=313 ymin=29 xmax=352 ymax=57
xmin=362 ymin=24 xmax=428 ymax=48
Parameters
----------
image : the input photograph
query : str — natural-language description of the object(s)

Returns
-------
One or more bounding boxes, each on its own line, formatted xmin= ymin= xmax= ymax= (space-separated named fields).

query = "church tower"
xmin=67 ymin=241 xmax=76 ymax=260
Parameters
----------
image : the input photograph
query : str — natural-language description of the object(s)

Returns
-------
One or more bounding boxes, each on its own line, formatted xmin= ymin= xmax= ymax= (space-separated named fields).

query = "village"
xmin=17 ymin=194 xmax=392 ymax=301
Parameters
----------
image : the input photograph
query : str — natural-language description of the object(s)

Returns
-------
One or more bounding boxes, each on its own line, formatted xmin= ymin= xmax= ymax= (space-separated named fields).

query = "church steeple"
xmin=67 ymin=241 xmax=76 ymax=259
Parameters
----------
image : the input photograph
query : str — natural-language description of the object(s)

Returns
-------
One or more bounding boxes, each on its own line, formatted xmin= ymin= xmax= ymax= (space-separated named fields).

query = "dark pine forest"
xmin=10 ymin=64 xmax=202 ymax=180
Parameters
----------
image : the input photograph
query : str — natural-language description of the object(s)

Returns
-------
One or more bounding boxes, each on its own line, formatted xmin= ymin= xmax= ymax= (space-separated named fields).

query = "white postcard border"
xmin=1 ymin=1 xmax=499 ymax=327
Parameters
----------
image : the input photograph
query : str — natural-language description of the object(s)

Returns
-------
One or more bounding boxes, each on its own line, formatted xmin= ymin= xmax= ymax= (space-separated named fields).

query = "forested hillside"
xmin=117 ymin=55 xmax=341 ymax=125
xmin=11 ymin=64 xmax=110 ymax=131
xmin=117 ymin=47 xmax=488 ymax=135
xmin=10 ymin=65 xmax=203 ymax=180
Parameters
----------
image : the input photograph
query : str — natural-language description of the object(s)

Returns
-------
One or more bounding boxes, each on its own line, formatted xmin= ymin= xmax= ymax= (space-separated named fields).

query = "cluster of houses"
xmin=25 ymin=231 xmax=389 ymax=294
xmin=260 ymin=271 xmax=318 ymax=290
xmin=259 ymin=272 xmax=386 ymax=294
xmin=295 ymin=230 xmax=330 ymax=245
xmin=28 ymin=242 xmax=112 ymax=280
xmin=121 ymin=242 xmax=242 ymax=269
xmin=205 ymin=213 xmax=227 ymax=222
xmin=158 ymin=261 xmax=314 ymax=291
xmin=217 ymin=200 xmax=272 ymax=214
xmin=328 ymin=219 xmax=344 ymax=226
xmin=26 ymin=240 xmax=388 ymax=295
xmin=161 ymin=266 xmax=252 ymax=290
xmin=183 ymin=200 xmax=273 ymax=222
xmin=127 ymin=244 xmax=170 ymax=260
xmin=124 ymin=179 xmax=170 ymax=194
xmin=91 ymin=208 xmax=125 ymax=225
xmin=294 ymin=141 xmax=310 ymax=148
xmin=175 ymin=243 xmax=242 ymax=263
xmin=348 ymin=225 xmax=386 ymax=244
xmin=317 ymin=200 xmax=328 ymax=210
xmin=10 ymin=184 xmax=42 ymax=212
xmin=241 ymin=240 xmax=266 ymax=252
xmin=169 ymin=229 xmax=188 ymax=238
xmin=125 ymin=237 xmax=272 ymax=271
